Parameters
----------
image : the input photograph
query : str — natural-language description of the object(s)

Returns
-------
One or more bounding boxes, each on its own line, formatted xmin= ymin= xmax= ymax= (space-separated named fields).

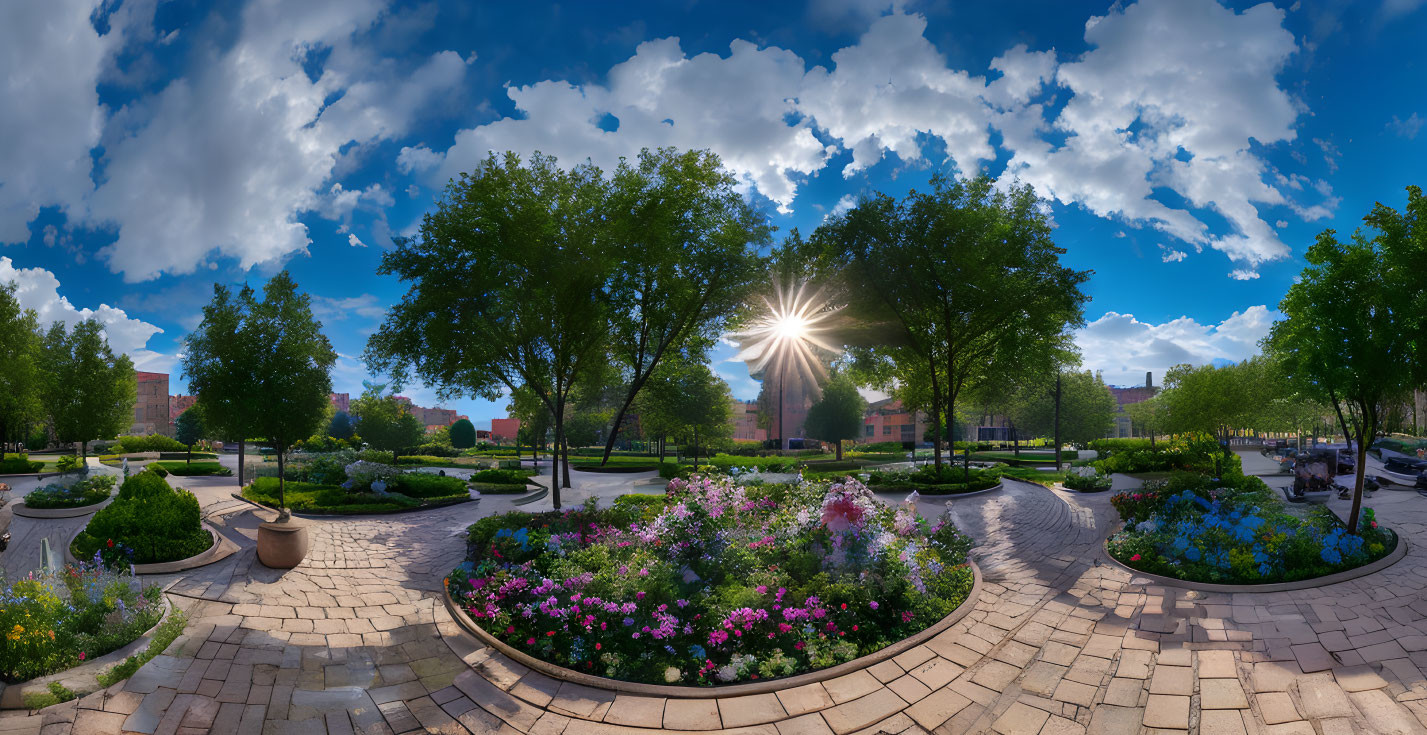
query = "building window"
xmin=883 ymin=426 xmax=892 ymax=435
xmin=864 ymin=425 xmax=874 ymax=437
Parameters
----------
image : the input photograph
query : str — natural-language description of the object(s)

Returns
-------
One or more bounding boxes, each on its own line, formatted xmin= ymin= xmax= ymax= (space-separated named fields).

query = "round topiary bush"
xmin=73 ymin=470 xmax=211 ymax=565
xmin=448 ymin=476 xmax=975 ymax=686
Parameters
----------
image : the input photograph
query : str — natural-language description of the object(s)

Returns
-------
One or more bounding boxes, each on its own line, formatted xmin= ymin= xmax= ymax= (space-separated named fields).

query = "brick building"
xmin=131 ymin=371 xmax=171 ymax=436
xmin=490 ymin=417 xmax=520 ymax=442
xmin=861 ymin=398 xmax=930 ymax=446
xmin=329 ymin=393 xmax=350 ymax=414
xmin=730 ymin=399 xmax=767 ymax=443
xmin=1108 ymin=372 xmax=1160 ymax=438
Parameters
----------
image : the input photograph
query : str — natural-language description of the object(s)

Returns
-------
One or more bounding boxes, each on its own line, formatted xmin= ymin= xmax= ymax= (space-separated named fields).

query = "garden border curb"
xmin=440 ymin=559 xmax=982 ymax=699
xmin=63 ymin=521 xmax=239 ymax=574
xmin=1098 ymin=531 xmax=1408 ymax=593
xmin=876 ymin=481 xmax=1005 ymax=500
xmin=12 ymin=497 xmax=114 ymax=519
xmin=0 ymin=589 xmax=175 ymax=710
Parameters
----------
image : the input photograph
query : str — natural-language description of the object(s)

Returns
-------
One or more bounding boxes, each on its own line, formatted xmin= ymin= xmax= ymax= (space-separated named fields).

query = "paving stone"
xmin=1335 ymin=664 xmax=1389 ymax=692
xmin=1142 ymin=694 xmax=1189 ymax=729
xmin=1019 ymin=661 xmax=1068 ymax=696
xmin=1103 ymin=677 xmax=1142 ymax=707
xmin=1291 ymin=643 xmax=1336 ymax=673
xmin=776 ymin=683 xmax=834 ymax=717
xmin=1051 ymin=680 xmax=1096 ymax=708
xmin=1200 ymin=708 xmax=1248 ymax=735
xmin=1088 ymin=705 xmax=1144 ymax=735
xmin=1349 ymin=688 xmax=1426 ymax=735
xmin=990 ymin=701 xmax=1050 ymax=735
xmin=971 ymin=661 xmax=1022 ymax=690
xmin=1115 ymin=649 xmax=1152 ymax=679
xmin=822 ymin=671 xmax=882 ymax=704
xmin=662 ymin=698 xmax=720 ymax=731
xmin=1256 ymin=691 xmax=1301 ymax=725
xmin=1298 ymin=678 xmax=1354 ymax=719
xmin=1197 ymin=649 xmax=1238 ymax=678
xmin=1147 ymin=665 xmax=1193 ymax=696
xmin=819 ymin=689 xmax=907 ymax=735
xmin=1252 ymin=661 xmax=1302 ymax=693
xmin=717 ymin=693 xmax=787 ymax=728
xmin=1200 ymin=678 xmax=1249 ymax=709
xmin=902 ymin=686 xmax=971 ymax=730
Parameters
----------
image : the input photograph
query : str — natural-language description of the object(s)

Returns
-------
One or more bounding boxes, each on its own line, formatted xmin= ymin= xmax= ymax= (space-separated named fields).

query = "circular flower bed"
xmin=1 ymin=556 xmax=163 ymax=683
xmin=23 ymin=474 xmax=115 ymax=510
xmin=1107 ymin=472 xmax=1395 ymax=584
xmin=72 ymin=470 xmax=212 ymax=565
xmin=448 ymin=477 xmax=974 ymax=686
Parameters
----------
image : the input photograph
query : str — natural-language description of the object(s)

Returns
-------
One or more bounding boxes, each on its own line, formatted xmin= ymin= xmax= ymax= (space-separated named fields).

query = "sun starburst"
xmin=730 ymin=280 xmax=841 ymax=387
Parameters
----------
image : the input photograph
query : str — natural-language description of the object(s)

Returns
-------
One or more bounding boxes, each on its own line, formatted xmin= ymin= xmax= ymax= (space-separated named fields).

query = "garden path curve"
xmin=8 ymin=450 xmax=1427 ymax=735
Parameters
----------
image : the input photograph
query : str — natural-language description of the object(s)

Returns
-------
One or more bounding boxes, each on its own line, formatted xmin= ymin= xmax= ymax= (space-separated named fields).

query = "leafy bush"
xmin=857 ymin=441 xmax=910 ymax=453
xmin=112 ymin=435 xmax=187 ymax=453
xmin=294 ymin=435 xmax=363 ymax=452
xmin=411 ymin=443 xmax=459 ymax=457
xmin=243 ymin=476 xmax=466 ymax=514
xmin=358 ymin=449 xmax=395 ymax=464
xmin=1086 ymin=438 xmax=1154 ymax=454
xmin=1062 ymin=468 xmax=1113 ymax=492
xmin=451 ymin=477 xmax=974 ymax=685
xmin=0 ymin=558 xmax=164 ymax=683
xmin=0 ymin=455 xmax=44 ymax=473
xmin=471 ymin=469 xmax=530 ymax=485
xmin=706 ymin=454 xmax=797 ymax=472
xmin=1107 ymin=473 xmax=1394 ymax=584
xmin=395 ymin=455 xmax=468 ymax=467
xmin=73 ymin=471 xmax=211 ymax=564
xmin=96 ymin=609 xmax=187 ymax=688
xmin=56 ymin=455 xmax=85 ymax=472
xmin=389 ymin=472 xmax=469 ymax=499
xmin=1092 ymin=433 xmax=1235 ymax=476
xmin=864 ymin=465 xmax=1002 ymax=495
xmin=148 ymin=465 xmax=169 ymax=477
xmin=149 ymin=461 xmax=231 ymax=477
xmin=658 ymin=461 xmax=681 ymax=479
xmin=24 ymin=475 xmax=115 ymax=509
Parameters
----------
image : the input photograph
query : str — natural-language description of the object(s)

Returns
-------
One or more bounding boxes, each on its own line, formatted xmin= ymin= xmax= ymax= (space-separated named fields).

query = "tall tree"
xmin=43 ymin=319 xmax=136 ymax=459
xmin=1269 ymin=198 xmax=1420 ymax=534
xmin=244 ymin=272 xmax=337 ymax=518
xmin=352 ymin=392 xmax=425 ymax=464
xmin=1125 ymin=395 xmax=1165 ymax=446
xmin=810 ymin=177 xmax=1091 ymax=472
xmin=184 ymin=284 xmax=261 ymax=487
xmin=366 ymin=151 xmax=612 ymax=509
xmin=174 ymin=407 xmax=205 ymax=465
xmin=635 ymin=357 xmax=733 ymax=467
xmin=803 ymin=370 xmax=867 ymax=460
xmin=597 ymin=148 xmax=770 ymax=464
xmin=449 ymin=418 xmax=477 ymax=449
xmin=1159 ymin=359 xmax=1274 ymax=441
xmin=508 ymin=385 xmax=551 ymax=461
xmin=1012 ymin=369 xmax=1117 ymax=453
xmin=0 ymin=283 xmax=42 ymax=460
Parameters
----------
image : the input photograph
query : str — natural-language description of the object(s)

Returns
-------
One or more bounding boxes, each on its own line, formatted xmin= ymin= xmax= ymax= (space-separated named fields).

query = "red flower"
xmin=595 ymin=643 xmax=601 ymax=650
xmin=106 ymin=539 xmax=114 ymax=549
xmin=1130 ymin=554 xmax=1142 ymax=562
xmin=840 ymin=603 xmax=847 ymax=610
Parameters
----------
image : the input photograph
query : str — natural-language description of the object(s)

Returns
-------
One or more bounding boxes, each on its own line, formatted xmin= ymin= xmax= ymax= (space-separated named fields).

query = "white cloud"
xmin=437 ymin=37 xmax=831 ymax=213
xmin=830 ymin=195 xmax=857 ymax=218
xmin=1076 ymin=305 xmax=1278 ymax=387
xmin=310 ymin=293 xmax=387 ymax=322
xmin=0 ymin=0 xmax=113 ymax=243
xmin=83 ymin=1 xmax=467 ymax=281
xmin=397 ymin=145 xmax=444 ymax=174
xmin=1389 ymin=112 xmax=1423 ymax=140
xmin=1161 ymin=249 xmax=1187 ymax=263
xmin=348 ymin=233 xmax=366 ymax=248
xmin=0 ymin=255 xmax=168 ymax=368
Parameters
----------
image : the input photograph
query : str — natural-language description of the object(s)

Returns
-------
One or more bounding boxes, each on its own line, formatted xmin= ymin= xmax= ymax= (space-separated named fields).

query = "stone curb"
xmin=1099 ymin=529 xmax=1408 ymax=593
xmin=12 ymin=497 xmax=114 ymax=519
xmin=228 ymin=490 xmax=476 ymax=519
xmin=874 ymin=481 xmax=1005 ymax=500
xmin=0 ymin=590 xmax=176 ymax=710
xmin=63 ymin=521 xmax=239 ymax=574
xmin=441 ymin=559 xmax=982 ymax=700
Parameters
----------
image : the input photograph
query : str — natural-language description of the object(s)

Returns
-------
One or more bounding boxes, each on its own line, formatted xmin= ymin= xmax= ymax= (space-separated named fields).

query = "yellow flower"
xmin=7 ymin=624 xmax=23 ymax=641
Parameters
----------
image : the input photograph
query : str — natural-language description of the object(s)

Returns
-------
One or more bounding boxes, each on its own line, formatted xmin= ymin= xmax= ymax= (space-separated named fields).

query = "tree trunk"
xmin=550 ymin=421 xmax=562 ymax=509
xmin=238 ymin=439 xmax=246 ymax=487
xmin=929 ymin=354 xmax=943 ymax=473
xmin=561 ymin=436 xmax=571 ymax=489
xmin=1349 ymin=427 xmax=1367 ymax=534
xmin=1012 ymin=425 xmax=1019 ymax=457
xmin=835 ymin=439 xmax=842 ymax=461
xmin=1053 ymin=374 xmax=1063 ymax=471
xmin=276 ymin=445 xmax=287 ymax=515
xmin=693 ymin=426 xmax=699 ymax=468
xmin=82 ymin=440 xmax=88 ymax=461
xmin=187 ymin=444 xmax=192 ymax=465
xmin=599 ymin=400 xmax=635 ymax=466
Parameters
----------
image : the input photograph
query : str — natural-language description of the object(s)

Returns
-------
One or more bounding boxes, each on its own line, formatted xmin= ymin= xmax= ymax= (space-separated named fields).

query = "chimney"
xmin=1146 ymin=372 xmax=1152 ymax=389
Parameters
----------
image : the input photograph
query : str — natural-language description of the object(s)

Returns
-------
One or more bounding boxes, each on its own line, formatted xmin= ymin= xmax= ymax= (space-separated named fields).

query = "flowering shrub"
xmin=341 ymin=460 xmax=402 ymax=492
xmin=449 ymin=477 xmax=974 ymax=685
xmin=0 ymin=557 xmax=163 ymax=682
xmin=1062 ymin=467 xmax=1112 ymax=492
xmin=1108 ymin=474 xmax=1394 ymax=584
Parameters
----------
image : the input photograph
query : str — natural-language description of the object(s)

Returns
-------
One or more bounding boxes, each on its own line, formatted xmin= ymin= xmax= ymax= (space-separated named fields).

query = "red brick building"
xmin=131 ymin=371 xmax=171 ymax=436
xmin=490 ymin=417 xmax=520 ymax=443
xmin=861 ymin=398 xmax=930 ymax=446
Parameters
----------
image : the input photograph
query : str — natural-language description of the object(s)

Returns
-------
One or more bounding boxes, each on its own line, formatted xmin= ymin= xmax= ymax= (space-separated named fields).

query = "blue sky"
xmin=1 ymin=0 xmax=1424 ymax=428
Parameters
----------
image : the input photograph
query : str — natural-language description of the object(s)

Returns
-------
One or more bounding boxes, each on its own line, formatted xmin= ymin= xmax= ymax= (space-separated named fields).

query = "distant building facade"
xmin=1108 ymin=372 xmax=1160 ymax=438
xmin=131 ymin=371 xmax=171 ymax=436
xmin=730 ymin=399 xmax=767 ymax=442
xmin=330 ymin=393 xmax=350 ymax=414
xmin=169 ymin=395 xmax=198 ymax=428
xmin=861 ymin=398 xmax=930 ymax=445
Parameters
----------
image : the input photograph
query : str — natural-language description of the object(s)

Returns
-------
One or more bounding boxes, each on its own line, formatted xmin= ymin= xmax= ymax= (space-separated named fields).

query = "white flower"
xmin=664 ymin=666 xmax=682 ymax=683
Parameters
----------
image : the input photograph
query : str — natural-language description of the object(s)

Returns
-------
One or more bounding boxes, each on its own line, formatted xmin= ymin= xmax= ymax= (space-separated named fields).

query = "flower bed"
xmin=1107 ymin=472 xmax=1395 ymax=584
xmin=447 ymin=476 xmax=974 ymax=686
xmin=72 ymin=471 xmax=212 ymax=565
xmin=1 ymin=557 xmax=163 ymax=683
xmin=1062 ymin=468 xmax=1112 ymax=492
xmin=242 ymin=470 xmax=469 ymax=514
xmin=1092 ymin=434 xmax=1228 ymax=475
xmin=23 ymin=475 xmax=116 ymax=509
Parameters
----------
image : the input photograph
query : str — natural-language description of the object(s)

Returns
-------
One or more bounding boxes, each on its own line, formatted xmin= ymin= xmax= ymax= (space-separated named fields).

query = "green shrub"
xmin=243 ymin=476 xmax=455 ymax=514
xmin=74 ymin=471 xmax=211 ymax=564
xmin=294 ymin=435 xmax=363 ymax=452
xmin=56 ymin=455 xmax=84 ymax=472
xmin=149 ymin=461 xmax=231 ymax=477
xmin=148 ymin=465 xmax=169 ymax=477
xmin=471 ymin=468 xmax=530 ymax=485
xmin=411 ymin=443 xmax=459 ymax=457
xmin=0 ymin=455 xmax=44 ymax=473
xmin=658 ymin=461 xmax=681 ymax=479
xmin=389 ymin=473 xmax=469 ymax=499
xmin=358 ymin=449 xmax=395 ymax=464
xmin=1063 ymin=470 xmax=1113 ymax=492
xmin=395 ymin=455 xmax=467 ymax=467
xmin=113 ymin=435 xmax=187 ymax=453
xmin=24 ymin=475 xmax=115 ymax=509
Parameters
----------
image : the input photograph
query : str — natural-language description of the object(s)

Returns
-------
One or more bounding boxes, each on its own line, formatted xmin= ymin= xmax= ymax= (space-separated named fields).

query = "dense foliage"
xmin=449 ymin=477 xmax=974 ymax=685
xmin=1062 ymin=468 xmax=1113 ymax=492
xmin=73 ymin=471 xmax=211 ymax=565
xmin=112 ymin=434 xmax=188 ymax=454
xmin=866 ymin=465 xmax=1001 ymax=494
xmin=23 ymin=474 xmax=115 ymax=509
xmin=1107 ymin=473 xmax=1395 ymax=584
xmin=0 ymin=558 xmax=164 ymax=682
xmin=244 ymin=462 xmax=470 ymax=514
xmin=0 ymin=455 xmax=44 ymax=473
xmin=149 ymin=461 xmax=231 ymax=477
xmin=1091 ymin=434 xmax=1233 ymax=475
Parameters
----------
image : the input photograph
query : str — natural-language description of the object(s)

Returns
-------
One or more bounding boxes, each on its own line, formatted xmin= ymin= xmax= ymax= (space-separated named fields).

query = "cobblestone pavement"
xmin=8 ymin=450 xmax=1427 ymax=734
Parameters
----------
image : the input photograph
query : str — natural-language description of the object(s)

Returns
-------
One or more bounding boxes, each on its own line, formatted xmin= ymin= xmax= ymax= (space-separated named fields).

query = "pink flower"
xmin=78 ymin=652 xmax=85 ymax=661
xmin=1130 ymin=554 xmax=1142 ymax=562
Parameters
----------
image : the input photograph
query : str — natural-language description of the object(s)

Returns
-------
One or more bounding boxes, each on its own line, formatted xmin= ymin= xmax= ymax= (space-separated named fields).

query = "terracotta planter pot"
xmin=257 ymin=518 xmax=309 ymax=568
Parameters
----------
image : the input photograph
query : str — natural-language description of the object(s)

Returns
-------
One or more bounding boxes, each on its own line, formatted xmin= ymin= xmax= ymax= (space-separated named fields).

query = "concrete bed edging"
xmin=12 ymin=497 xmax=114 ymax=519
xmin=440 ymin=559 xmax=983 ymax=700
xmin=1099 ymin=529 xmax=1408 ymax=593
xmin=873 ymin=481 xmax=1005 ymax=500
xmin=0 ymin=590 xmax=176 ymax=710
xmin=63 ymin=520 xmax=239 ymax=574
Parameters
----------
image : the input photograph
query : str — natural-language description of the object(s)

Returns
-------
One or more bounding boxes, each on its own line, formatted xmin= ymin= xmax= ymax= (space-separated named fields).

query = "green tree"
xmin=508 ymin=386 xmax=551 ymax=460
xmin=1012 ymin=369 xmax=1116 ymax=455
xmin=174 ymin=407 xmax=205 ymax=465
xmin=1268 ymin=192 xmax=1423 ymax=533
xmin=449 ymin=418 xmax=476 ymax=449
xmin=366 ymin=152 xmax=612 ymax=509
xmin=0 ymin=283 xmax=43 ymax=460
xmin=243 ymin=273 xmax=337 ymax=518
xmin=803 ymin=371 xmax=867 ymax=460
xmin=809 ymin=177 xmax=1090 ymax=473
xmin=184 ymin=284 xmax=262 ymax=487
xmin=42 ymin=319 xmax=136 ymax=459
xmin=1124 ymin=395 xmax=1165 ymax=447
xmin=635 ymin=358 xmax=733 ymax=466
xmin=597 ymin=148 xmax=770 ymax=464
xmin=329 ymin=410 xmax=354 ymax=440
xmin=1159 ymin=359 xmax=1275 ymax=441
xmin=352 ymin=392 xmax=425 ymax=463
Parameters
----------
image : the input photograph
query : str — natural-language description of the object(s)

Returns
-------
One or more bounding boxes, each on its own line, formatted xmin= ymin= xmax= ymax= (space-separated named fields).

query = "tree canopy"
xmin=43 ymin=319 xmax=136 ymax=458
xmin=803 ymin=371 xmax=867 ymax=460
xmin=449 ymin=418 xmax=476 ymax=449
xmin=352 ymin=392 xmax=425 ymax=462
xmin=174 ymin=408 xmax=205 ymax=463
xmin=0 ymin=283 xmax=42 ymax=459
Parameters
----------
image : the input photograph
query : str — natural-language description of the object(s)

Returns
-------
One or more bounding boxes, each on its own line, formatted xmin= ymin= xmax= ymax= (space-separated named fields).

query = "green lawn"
xmin=150 ymin=460 xmax=231 ymax=476
xmin=995 ymin=466 xmax=1067 ymax=487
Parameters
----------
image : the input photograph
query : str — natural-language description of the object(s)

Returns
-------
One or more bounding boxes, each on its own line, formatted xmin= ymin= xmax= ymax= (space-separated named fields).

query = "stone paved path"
xmin=7 ymin=449 xmax=1427 ymax=734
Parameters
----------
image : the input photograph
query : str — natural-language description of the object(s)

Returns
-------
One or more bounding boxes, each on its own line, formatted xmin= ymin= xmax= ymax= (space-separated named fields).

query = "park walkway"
xmin=7 ymin=450 xmax=1427 ymax=734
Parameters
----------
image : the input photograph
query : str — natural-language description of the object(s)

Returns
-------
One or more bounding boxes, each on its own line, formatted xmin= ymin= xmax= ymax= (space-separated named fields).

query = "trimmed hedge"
xmin=157 ymin=452 xmax=218 ymax=461
xmin=74 ymin=471 xmax=211 ymax=564
xmin=244 ymin=475 xmax=469 ymax=514
xmin=389 ymin=473 xmax=469 ymax=499
xmin=470 ymin=469 xmax=530 ymax=485
xmin=0 ymin=455 xmax=44 ymax=473
xmin=113 ymin=435 xmax=187 ymax=453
